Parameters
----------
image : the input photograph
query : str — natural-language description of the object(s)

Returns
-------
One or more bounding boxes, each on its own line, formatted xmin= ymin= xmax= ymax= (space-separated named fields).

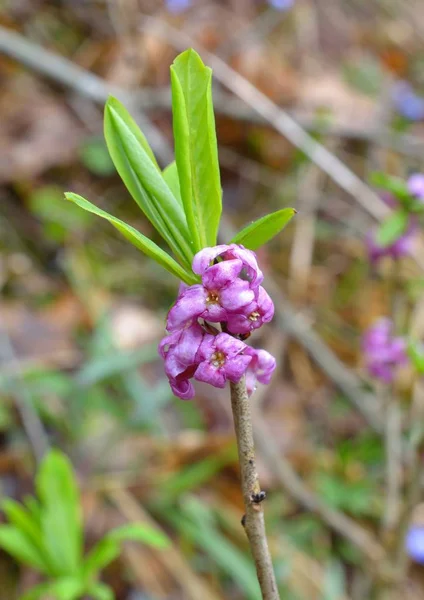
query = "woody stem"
xmin=229 ymin=376 xmax=280 ymax=600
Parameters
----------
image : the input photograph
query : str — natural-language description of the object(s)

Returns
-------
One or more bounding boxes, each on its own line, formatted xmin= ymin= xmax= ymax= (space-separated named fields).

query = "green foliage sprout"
xmin=0 ymin=450 xmax=170 ymax=600
xmin=65 ymin=49 xmax=295 ymax=282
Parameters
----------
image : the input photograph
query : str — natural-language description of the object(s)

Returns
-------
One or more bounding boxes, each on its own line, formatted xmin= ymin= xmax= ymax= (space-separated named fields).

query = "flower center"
xmin=210 ymin=351 xmax=226 ymax=368
xmin=249 ymin=311 xmax=260 ymax=322
xmin=206 ymin=291 xmax=219 ymax=304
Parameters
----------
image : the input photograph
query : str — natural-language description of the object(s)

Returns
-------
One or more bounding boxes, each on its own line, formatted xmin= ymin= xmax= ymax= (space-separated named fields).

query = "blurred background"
xmin=2 ymin=0 xmax=424 ymax=598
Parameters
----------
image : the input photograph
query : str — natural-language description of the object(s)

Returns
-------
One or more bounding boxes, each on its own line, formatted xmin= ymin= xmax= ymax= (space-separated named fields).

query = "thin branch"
xmin=2 ymin=25 xmax=424 ymax=162
xmin=230 ymin=376 xmax=280 ymax=600
xmin=141 ymin=17 xmax=389 ymax=222
xmin=252 ymin=412 xmax=386 ymax=566
xmin=381 ymin=391 xmax=403 ymax=534
xmin=0 ymin=326 xmax=49 ymax=464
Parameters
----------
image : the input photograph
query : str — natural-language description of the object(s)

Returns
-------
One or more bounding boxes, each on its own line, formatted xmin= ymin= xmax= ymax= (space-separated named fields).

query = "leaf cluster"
xmin=66 ymin=49 xmax=295 ymax=282
xmin=0 ymin=450 xmax=169 ymax=600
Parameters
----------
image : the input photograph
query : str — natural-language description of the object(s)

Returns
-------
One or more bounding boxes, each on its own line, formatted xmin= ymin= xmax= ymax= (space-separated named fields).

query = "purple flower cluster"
xmin=159 ymin=244 xmax=276 ymax=399
xmin=365 ymin=229 xmax=413 ymax=264
xmin=362 ymin=318 xmax=407 ymax=383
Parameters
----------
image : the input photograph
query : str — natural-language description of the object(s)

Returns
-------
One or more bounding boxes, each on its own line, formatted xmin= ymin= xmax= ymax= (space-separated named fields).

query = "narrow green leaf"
xmin=171 ymin=49 xmax=222 ymax=249
xmin=2 ymin=499 xmax=53 ymax=573
xmin=408 ymin=341 xmax=424 ymax=374
xmin=370 ymin=172 xmax=410 ymax=201
xmin=375 ymin=210 xmax=409 ymax=247
xmin=82 ymin=538 xmax=120 ymax=578
xmin=107 ymin=523 xmax=170 ymax=549
xmin=0 ymin=525 xmax=49 ymax=573
xmin=163 ymin=161 xmax=182 ymax=206
xmin=86 ymin=582 xmax=115 ymax=600
xmin=230 ymin=208 xmax=296 ymax=250
xmin=65 ymin=193 xmax=198 ymax=285
xmin=47 ymin=577 xmax=86 ymax=600
xmin=20 ymin=582 xmax=55 ymax=600
xmin=104 ymin=97 xmax=194 ymax=267
xmin=36 ymin=450 xmax=82 ymax=576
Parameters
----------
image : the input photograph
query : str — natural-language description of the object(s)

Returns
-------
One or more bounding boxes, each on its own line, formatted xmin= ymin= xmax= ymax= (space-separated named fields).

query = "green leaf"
xmin=163 ymin=161 xmax=182 ymax=206
xmin=46 ymin=577 xmax=86 ymax=600
xmin=82 ymin=538 xmax=120 ymax=578
xmin=107 ymin=523 xmax=170 ymax=549
xmin=86 ymin=582 xmax=114 ymax=600
xmin=375 ymin=210 xmax=409 ymax=247
xmin=408 ymin=341 xmax=424 ymax=374
xmin=170 ymin=49 xmax=222 ymax=249
xmin=1 ymin=499 xmax=53 ymax=574
xmin=104 ymin=96 xmax=194 ymax=267
xmin=230 ymin=208 xmax=296 ymax=250
xmin=370 ymin=172 xmax=410 ymax=202
xmin=0 ymin=525 xmax=49 ymax=573
xmin=36 ymin=450 xmax=82 ymax=576
xmin=20 ymin=582 xmax=55 ymax=600
xmin=65 ymin=193 xmax=198 ymax=285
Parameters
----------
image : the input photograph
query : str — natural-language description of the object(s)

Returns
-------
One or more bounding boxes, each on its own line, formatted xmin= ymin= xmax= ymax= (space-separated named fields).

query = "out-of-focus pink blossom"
xmin=365 ymin=228 xmax=414 ymax=264
xmin=362 ymin=318 xmax=408 ymax=383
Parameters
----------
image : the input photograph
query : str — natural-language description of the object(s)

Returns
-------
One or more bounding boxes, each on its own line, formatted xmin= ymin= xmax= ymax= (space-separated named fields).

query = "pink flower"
xmin=366 ymin=229 xmax=414 ymax=264
xmin=244 ymin=347 xmax=276 ymax=396
xmin=362 ymin=318 xmax=408 ymax=383
xmin=192 ymin=244 xmax=263 ymax=287
xmin=194 ymin=333 xmax=252 ymax=388
xmin=159 ymin=322 xmax=205 ymax=399
xmin=167 ymin=260 xmax=254 ymax=331
xmin=226 ymin=286 xmax=274 ymax=334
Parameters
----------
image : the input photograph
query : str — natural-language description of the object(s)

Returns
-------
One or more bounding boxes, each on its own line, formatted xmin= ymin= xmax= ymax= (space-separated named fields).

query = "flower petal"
xmin=202 ymin=259 xmax=243 ymax=290
xmin=219 ymin=279 xmax=254 ymax=312
xmin=215 ymin=333 xmax=246 ymax=357
xmin=224 ymin=244 xmax=264 ymax=286
xmin=167 ymin=285 xmax=206 ymax=331
xmin=224 ymin=354 xmax=252 ymax=383
xmin=194 ymin=361 xmax=226 ymax=388
xmin=192 ymin=245 xmax=229 ymax=275
xmin=170 ymin=377 xmax=195 ymax=400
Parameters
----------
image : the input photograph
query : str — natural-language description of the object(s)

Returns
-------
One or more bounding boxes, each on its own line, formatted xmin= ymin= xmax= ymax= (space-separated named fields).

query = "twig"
xmin=0 ymin=326 xmax=49 ymax=464
xmin=252 ymin=412 xmax=386 ymax=565
xmin=395 ymin=379 xmax=424 ymax=577
xmin=142 ymin=17 xmax=389 ymax=222
xmin=230 ymin=376 xmax=280 ymax=600
xmin=108 ymin=488 xmax=221 ymax=600
xmin=382 ymin=393 xmax=403 ymax=533
xmin=3 ymin=26 xmax=424 ymax=161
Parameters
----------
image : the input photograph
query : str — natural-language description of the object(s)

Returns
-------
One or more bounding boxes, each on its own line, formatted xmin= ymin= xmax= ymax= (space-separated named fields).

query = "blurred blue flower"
xmin=392 ymin=81 xmax=424 ymax=121
xmin=268 ymin=0 xmax=294 ymax=8
xmin=406 ymin=526 xmax=424 ymax=564
xmin=408 ymin=173 xmax=424 ymax=201
xmin=166 ymin=0 xmax=191 ymax=13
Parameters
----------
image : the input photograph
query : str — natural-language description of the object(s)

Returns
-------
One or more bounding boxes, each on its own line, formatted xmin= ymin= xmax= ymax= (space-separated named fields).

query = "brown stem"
xmin=230 ymin=376 xmax=280 ymax=600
